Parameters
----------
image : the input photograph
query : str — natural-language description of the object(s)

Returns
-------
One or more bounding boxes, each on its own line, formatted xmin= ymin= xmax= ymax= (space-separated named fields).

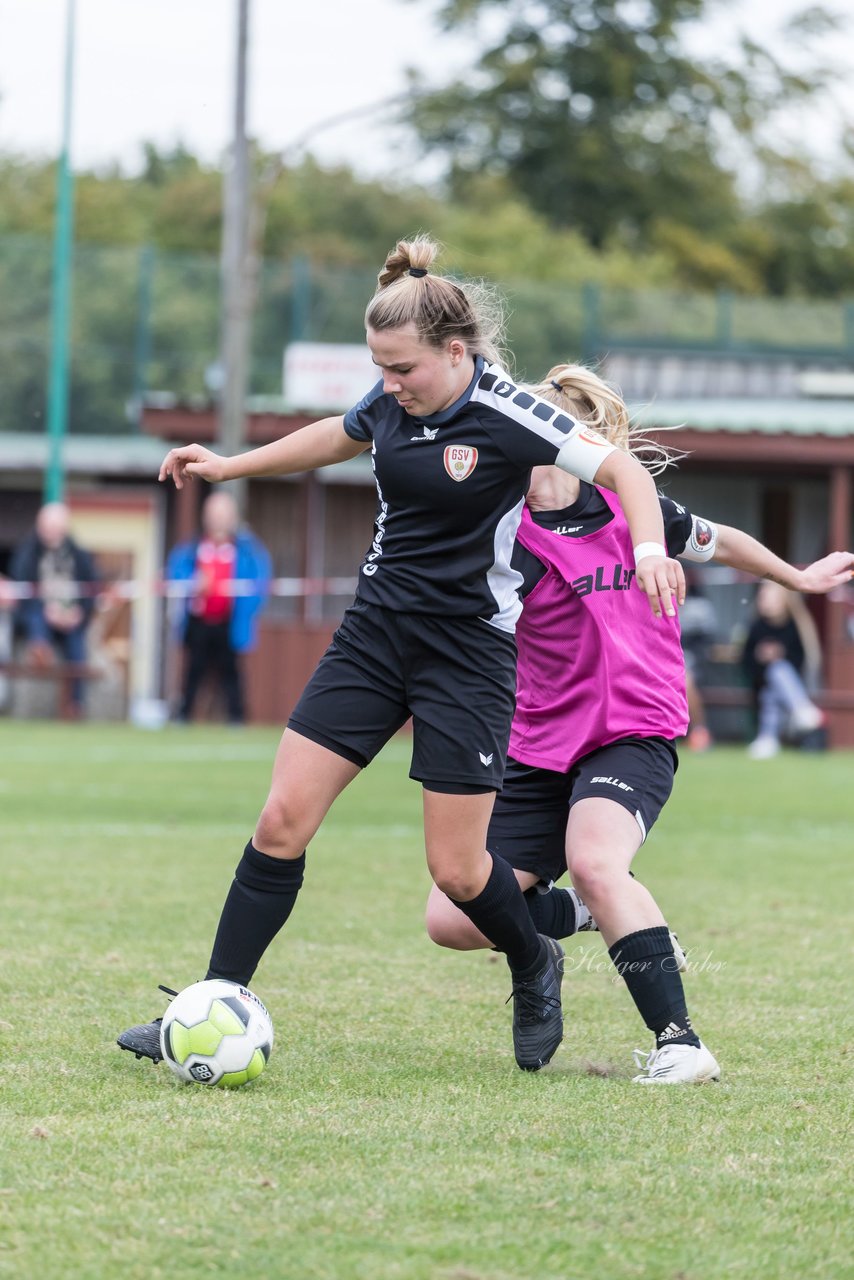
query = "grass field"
xmin=1 ymin=722 xmax=852 ymax=1280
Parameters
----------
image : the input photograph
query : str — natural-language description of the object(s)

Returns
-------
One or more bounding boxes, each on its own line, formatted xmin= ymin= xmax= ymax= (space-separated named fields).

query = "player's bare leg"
xmin=567 ymin=798 xmax=719 ymax=1083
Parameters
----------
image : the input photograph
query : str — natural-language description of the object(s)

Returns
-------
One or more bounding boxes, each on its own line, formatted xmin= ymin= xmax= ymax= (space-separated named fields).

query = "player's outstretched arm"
xmin=713 ymin=525 xmax=854 ymax=594
xmin=595 ymin=448 xmax=686 ymax=619
xmin=158 ymin=415 xmax=369 ymax=489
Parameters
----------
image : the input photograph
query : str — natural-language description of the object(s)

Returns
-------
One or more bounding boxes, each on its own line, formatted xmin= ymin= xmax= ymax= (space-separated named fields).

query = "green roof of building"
xmin=0 ymin=432 xmax=170 ymax=476
xmin=632 ymin=399 xmax=854 ymax=436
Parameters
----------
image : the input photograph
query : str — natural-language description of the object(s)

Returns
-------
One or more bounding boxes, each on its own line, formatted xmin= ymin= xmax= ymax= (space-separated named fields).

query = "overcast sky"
xmin=0 ymin=0 xmax=850 ymax=177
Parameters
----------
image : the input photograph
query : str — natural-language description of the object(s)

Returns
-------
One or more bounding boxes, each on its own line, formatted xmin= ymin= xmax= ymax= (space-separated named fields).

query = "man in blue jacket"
xmin=168 ymin=491 xmax=271 ymax=724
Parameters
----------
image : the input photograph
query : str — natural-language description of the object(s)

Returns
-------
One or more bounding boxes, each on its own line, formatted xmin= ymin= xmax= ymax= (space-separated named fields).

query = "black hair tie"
xmin=408 ymin=267 xmax=428 ymax=278
xmin=550 ymin=379 xmax=563 ymax=391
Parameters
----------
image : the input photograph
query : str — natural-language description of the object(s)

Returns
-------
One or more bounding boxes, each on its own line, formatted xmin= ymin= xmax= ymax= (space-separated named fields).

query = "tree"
xmin=405 ymin=0 xmax=847 ymax=261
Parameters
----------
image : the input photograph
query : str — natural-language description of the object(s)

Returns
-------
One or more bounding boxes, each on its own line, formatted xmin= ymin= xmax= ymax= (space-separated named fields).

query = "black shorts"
xmin=288 ymin=598 xmax=517 ymax=791
xmin=486 ymin=736 xmax=678 ymax=884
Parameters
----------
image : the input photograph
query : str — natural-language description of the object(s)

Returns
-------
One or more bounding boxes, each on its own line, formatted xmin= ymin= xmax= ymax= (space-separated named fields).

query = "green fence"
xmin=2 ymin=232 xmax=853 ymax=437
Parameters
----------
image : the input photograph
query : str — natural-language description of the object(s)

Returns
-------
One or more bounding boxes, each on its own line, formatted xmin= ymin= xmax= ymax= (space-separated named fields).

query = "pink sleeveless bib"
xmin=510 ymin=490 xmax=688 ymax=772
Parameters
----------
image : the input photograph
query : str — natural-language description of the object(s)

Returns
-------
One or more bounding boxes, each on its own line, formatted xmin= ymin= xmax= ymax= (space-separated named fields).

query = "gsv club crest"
xmin=444 ymin=446 xmax=478 ymax=482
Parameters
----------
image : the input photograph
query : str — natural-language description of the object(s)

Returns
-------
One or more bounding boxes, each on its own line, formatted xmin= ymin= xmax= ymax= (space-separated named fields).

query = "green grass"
xmin=1 ymin=723 xmax=852 ymax=1280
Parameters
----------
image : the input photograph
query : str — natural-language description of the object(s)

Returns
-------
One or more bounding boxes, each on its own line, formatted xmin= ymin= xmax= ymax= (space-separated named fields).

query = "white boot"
xmin=632 ymin=1040 xmax=720 ymax=1084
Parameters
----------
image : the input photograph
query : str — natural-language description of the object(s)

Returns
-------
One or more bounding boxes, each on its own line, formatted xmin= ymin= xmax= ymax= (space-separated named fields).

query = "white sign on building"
xmin=283 ymin=342 xmax=377 ymax=412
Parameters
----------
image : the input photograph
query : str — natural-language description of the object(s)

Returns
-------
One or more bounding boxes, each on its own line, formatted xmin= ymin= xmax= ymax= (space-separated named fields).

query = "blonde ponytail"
xmin=530 ymin=363 xmax=683 ymax=475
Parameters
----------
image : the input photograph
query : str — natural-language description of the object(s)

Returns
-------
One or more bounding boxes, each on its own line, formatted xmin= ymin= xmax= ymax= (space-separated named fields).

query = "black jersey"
xmin=343 ymin=359 xmax=615 ymax=631
xmin=512 ymin=483 xmax=693 ymax=597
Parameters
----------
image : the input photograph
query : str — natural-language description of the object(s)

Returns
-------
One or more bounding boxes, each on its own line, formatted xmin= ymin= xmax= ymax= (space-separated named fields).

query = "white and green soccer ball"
xmin=159 ymin=979 xmax=274 ymax=1089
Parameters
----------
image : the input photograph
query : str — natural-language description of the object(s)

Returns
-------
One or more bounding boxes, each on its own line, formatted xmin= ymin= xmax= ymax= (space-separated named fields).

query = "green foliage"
xmin=2 ymin=3 xmax=853 ymax=309
xmin=0 ymin=232 xmax=221 ymax=436
xmin=0 ymin=151 xmax=684 ymax=437
xmin=650 ymin=218 xmax=764 ymax=293
xmin=1 ymin=113 xmax=853 ymax=440
xmin=0 ymin=232 xmax=52 ymax=434
xmin=0 ymin=156 xmax=58 ymax=235
xmin=409 ymin=0 xmax=739 ymax=241
xmin=428 ymin=172 xmax=676 ymax=287
xmin=1 ymin=724 xmax=853 ymax=1278
xmin=259 ymin=156 xmax=435 ymax=266
xmin=749 ymin=174 xmax=854 ymax=297
xmin=407 ymin=0 xmax=853 ymax=291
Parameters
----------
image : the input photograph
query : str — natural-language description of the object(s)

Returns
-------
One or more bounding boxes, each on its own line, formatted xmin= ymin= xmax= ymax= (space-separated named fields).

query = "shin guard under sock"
xmin=608 ymin=926 xmax=700 ymax=1048
xmin=450 ymin=854 xmax=543 ymax=974
xmin=206 ymin=841 xmax=306 ymax=986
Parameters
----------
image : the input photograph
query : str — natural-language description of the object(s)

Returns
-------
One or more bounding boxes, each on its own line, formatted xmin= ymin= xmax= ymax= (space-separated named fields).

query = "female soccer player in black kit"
xmin=118 ymin=236 xmax=684 ymax=1073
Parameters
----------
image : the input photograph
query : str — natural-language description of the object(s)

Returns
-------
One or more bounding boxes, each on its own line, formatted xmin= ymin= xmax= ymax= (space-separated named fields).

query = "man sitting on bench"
xmin=9 ymin=502 xmax=99 ymax=719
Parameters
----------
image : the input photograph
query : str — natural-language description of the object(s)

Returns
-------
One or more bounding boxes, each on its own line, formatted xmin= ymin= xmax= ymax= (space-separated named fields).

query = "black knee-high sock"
xmin=608 ymin=926 xmax=700 ymax=1048
xmin=206 ymin=841 xmax=306 ymax=986
xmin=450 ymin=854 xmax=544 ymax=975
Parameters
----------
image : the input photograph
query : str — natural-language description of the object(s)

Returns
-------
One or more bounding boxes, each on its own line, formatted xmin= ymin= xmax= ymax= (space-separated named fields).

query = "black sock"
xmin=608 ymin=926 xmax=700 ymax=1048
xmin=524 ymin=885 xmax=579 ymax=939
xmin=205 ymin=841 xmax=306 ymax=986
xmin=450 ymin=854 xmax=544 ymax=975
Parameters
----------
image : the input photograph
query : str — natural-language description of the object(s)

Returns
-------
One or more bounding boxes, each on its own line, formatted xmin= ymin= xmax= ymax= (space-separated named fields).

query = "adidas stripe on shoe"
xmin=631 ymin=1040 xmax=720 ymax=1084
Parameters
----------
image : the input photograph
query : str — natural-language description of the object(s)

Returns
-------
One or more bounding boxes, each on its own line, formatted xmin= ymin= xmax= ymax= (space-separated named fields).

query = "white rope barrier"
xmin=1 ymin=567 xmax=852 ymax=603
xmin=0 ymin=576 xmax=359 ymax=602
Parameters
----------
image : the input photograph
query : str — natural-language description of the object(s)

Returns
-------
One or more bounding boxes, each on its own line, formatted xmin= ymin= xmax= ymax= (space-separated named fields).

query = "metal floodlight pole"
xmin=45 ymin=0 xmax=78 ymax=503
xmin=218 ymin=0 xmax=252 ymax=514
xmin=216 ymin=8 xmax=414 ymax=517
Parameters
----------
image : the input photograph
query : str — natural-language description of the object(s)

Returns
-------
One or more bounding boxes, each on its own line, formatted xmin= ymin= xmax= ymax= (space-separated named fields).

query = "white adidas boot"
xmin=632 ymin=1040 xmax=720 ymax=1084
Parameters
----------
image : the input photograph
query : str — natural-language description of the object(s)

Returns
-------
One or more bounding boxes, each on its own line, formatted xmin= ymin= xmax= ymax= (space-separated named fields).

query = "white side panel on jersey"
xmin=483 ymin=496 xmax=526 ymax=633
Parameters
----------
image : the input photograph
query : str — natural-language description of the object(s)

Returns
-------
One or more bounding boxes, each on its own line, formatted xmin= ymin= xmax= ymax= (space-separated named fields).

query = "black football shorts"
xmin=486 ymin=736 xmax=678 ymax=883
xmin=288 ymin=598 xmax=517 ymax=792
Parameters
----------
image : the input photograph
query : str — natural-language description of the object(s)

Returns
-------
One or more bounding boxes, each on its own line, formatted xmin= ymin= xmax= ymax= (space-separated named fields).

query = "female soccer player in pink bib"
xmin=425 ymin=363 xmax=853 ymax=1083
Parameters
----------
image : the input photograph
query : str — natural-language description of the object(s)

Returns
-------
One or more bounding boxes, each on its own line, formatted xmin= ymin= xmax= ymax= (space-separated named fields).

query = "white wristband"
xmin=633 ymin=542 xmax=667 ymax=565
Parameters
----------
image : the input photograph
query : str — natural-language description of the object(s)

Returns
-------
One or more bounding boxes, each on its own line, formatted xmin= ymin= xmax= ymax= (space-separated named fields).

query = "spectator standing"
xmin=167 ymin=491 xmax=271 ymax=725
xmin=741 ymin=580 xmax=825 ymax=758
xmin=9 ymin=502 xmax=98 ymax=719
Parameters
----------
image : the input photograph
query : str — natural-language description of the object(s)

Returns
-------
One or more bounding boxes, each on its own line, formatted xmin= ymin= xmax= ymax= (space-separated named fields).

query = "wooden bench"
xmin=699 ymin=685 xmax=854 ymax=712
xmin=0 ymin=661 xmax=103 ymax=720
xmin=696 ymin=682 xmax=854 ymax=748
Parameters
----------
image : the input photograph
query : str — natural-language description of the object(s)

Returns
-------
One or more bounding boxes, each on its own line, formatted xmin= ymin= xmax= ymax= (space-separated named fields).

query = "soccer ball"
xmin=159 ymin=980 xmax=274 ymax=1089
